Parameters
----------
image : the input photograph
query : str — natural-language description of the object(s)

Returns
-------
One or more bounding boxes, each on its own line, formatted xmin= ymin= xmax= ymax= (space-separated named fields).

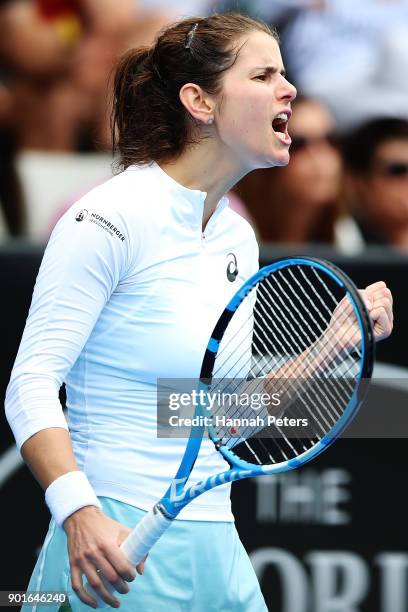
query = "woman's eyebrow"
xmin=251 ymin=65 xmax=286 ymax=77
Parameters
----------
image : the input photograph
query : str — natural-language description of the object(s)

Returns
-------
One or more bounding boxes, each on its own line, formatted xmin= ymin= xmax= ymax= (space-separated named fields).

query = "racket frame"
xmin=158 ymin=256 xmax=374 ymax=517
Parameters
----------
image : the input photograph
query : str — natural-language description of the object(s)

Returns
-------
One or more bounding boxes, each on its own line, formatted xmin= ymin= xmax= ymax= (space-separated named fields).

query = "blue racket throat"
xmin=87 ymin=256 xmax=375 ymax=607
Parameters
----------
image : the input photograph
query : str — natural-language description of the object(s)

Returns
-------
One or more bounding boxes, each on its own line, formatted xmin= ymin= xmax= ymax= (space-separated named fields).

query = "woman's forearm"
xmin=21 ymin=428 xmax=79 ymax=490
xmin=21 ymin=428 xmax=102 ymax=531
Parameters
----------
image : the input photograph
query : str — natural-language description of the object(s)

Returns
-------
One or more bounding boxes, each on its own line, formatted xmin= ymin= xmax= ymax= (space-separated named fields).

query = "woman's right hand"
xmin=63 ymin=505 xmax=143 ymax=608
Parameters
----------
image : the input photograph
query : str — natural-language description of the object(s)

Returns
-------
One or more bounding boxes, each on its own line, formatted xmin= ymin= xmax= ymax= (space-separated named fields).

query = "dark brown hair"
xmin=112 ymin=13 xmax=277 ymax=168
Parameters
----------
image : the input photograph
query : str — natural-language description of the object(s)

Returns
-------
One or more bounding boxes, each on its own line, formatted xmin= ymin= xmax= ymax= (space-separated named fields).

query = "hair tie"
xmin=185 ymin=23 xmax=199 ymax=50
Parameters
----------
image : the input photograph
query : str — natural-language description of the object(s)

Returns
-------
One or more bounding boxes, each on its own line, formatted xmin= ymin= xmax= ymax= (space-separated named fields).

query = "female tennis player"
xmin=5 ymin=12 xmax=393 ymax=612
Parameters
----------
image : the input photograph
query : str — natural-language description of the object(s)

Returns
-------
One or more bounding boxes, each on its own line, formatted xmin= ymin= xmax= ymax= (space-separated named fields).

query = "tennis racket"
xmin=87 ymin=256 xmax=374 ymax=605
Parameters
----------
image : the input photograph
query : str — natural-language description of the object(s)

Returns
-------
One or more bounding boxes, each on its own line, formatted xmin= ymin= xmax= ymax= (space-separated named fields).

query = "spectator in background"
xmin=0 ymin=0 xmax=140 ymax=237
xmin=235 ymin=95 xmax=363 ymax=252
xmin=125 ymin=1 xmax=218 ymax=52
xmin=0 ymin=0 xmax=140 ymax=151
xmin=1 ymin=1 xmax=215 ymax=152
xmin=343 ymin=118 xmax=408 ymax=252
xmin=0 ymin=1 xmax=25 ymax=237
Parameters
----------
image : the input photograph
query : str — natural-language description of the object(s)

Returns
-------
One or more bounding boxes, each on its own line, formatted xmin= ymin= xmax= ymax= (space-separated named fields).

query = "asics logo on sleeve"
xmin=226 ymin=253 xmax=238 ymax=282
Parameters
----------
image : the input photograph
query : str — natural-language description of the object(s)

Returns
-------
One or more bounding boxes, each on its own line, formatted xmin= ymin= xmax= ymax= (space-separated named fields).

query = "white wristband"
xmin=45 ymin=471 xmax=102 ymax=527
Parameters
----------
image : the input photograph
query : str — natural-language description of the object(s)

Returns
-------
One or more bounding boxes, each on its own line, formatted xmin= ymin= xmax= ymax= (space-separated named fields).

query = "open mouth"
xmin=272 ymin=112 xmax=291 ymax=145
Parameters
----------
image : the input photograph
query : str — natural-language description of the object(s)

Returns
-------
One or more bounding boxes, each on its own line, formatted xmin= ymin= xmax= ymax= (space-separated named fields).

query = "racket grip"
xmin=85 ymin=504 xmax=173 ymax=608
xmin=121 ymin=503 xmax=173 ymax=564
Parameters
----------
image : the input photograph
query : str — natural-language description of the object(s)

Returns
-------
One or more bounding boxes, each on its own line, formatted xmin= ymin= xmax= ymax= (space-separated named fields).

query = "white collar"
xmin=147 ymin=161 xmax=229 ymax=228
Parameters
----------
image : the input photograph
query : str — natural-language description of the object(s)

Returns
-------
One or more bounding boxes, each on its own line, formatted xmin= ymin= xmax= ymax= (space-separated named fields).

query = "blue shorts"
xmin=24 ymin=497 xmax=268 ymax=612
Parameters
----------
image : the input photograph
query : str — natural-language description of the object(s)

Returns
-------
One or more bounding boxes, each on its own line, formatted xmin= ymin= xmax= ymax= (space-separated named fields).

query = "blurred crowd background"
xmin=1 ymin=0 xmax=408 ymax=253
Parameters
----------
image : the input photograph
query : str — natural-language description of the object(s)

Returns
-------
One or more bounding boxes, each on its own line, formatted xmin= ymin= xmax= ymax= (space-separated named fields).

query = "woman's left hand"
xmin=360 ymin=281 xmax=393 ymax=342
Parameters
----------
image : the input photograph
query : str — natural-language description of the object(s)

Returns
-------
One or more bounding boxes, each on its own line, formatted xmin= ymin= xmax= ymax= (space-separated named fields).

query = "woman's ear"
xmin=179 ymin=83 xmax=215 ymax=125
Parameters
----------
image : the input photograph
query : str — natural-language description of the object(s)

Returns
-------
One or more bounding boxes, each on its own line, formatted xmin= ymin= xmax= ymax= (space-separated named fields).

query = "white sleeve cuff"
xmin=5 ymin=373 xmax=68 ymax=450
xmin=45 ymin=471 xmax=102 ymax=527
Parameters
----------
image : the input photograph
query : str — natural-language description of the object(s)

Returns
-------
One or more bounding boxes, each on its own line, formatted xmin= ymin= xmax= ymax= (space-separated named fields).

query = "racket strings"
xmin=311 ymin=266 xmax=344 ymax=309
xmin=215 ymin=267 xmax=361 ymax=391
xmin=214 ymin=316 xmax=360 ymax=440
xmin=208 ymin=265 xmax=364 ymax=466
xmin=214 ymin=295 xmax=354 ymax=413
xmin=255 ymin=284 xmax=353 ymax=414
xmin=212 ymin=311 xmax=255 ymax=378
xmin=248 ymin=267 xmax=361 ymax=386
xmin=248 ymin=298 xmax=337 ymax=433
xmin=248 ymin=284 xmax=361 ymax=438
xmin=270 ymin=270 xmax=361 ymax=375
xmin=256 ymin=281 xmax=360 ymax=413
xmin=214 ymin=285 xmax=359 ymax=432
xmin=217 ymin=326 xmax=336 ymax=462
xmin=212 ymin=319 xmax=359 ymax=451
xmin=214 ymin=309 xmax=254 ymax=364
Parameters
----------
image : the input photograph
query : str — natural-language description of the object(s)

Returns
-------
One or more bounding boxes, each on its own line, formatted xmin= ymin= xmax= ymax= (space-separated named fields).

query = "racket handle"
xmin=85 ymin=503 xmax=173 ymax=607
xmin=121 ymin=503 xmax=173 ymax=564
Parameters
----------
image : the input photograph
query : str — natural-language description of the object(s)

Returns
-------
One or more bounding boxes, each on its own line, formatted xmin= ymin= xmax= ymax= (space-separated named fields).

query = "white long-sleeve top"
xmin=5 ymin=162 xmax=259 ymax=521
